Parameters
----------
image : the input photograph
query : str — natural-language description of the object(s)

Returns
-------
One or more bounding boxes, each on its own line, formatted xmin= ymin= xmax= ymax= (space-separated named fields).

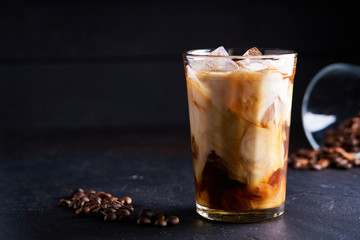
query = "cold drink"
xmin=183 ymin=47 xmax=297 ymax=222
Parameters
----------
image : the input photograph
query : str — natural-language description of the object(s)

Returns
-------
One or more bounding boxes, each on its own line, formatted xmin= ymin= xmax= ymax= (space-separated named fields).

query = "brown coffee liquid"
xmin=192 ymin=127 xmax=288 ymax=211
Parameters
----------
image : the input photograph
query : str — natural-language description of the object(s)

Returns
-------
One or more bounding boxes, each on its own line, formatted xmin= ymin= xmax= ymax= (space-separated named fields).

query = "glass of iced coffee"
xmin=183 ymin=47 xmax=297 ymax=222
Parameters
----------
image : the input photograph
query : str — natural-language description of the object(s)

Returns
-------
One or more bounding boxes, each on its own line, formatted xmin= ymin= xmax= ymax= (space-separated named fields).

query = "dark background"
xmin=1 ymin=2 xmax=360 ymax=239
xmin=0 ymin=0 xmax=359 ymax=149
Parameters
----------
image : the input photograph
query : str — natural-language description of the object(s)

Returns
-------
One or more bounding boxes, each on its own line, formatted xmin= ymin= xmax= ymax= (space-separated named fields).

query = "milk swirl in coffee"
xmin=185 ymin=47 xmax=296 ymax=212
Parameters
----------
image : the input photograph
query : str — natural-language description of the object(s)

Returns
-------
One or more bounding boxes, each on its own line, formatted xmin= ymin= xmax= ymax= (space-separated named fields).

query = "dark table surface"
xmin=1 ymin=127 xmax=359 ymax=240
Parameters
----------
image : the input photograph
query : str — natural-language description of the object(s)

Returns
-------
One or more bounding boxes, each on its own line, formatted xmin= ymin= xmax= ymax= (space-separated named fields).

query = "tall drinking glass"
xmin=183 ymin=47 xmax=297 ymax=222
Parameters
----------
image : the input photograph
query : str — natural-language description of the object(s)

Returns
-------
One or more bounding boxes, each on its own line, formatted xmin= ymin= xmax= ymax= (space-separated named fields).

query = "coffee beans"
xmin=59 ymin=188 xmax=180 ymax=228
xmin=117 ymin=208 xmax=131 ymax=216
xmin=290 ymin=112 xmax=360 ymax=170
xmin=136 ymin=209 xmax=179 ymax=227
xmin=59 ymin=189 xmax=135 ymax=221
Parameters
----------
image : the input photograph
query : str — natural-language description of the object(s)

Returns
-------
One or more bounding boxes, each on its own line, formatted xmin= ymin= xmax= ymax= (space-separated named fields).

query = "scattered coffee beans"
xmin=167 ymin=216 xmax=180 ymax=225
xmin=138 ymin=209 xmax=155 ymax=219
xmin=135 ymin=208 xmax=179 ymax=227
xmin=154 ymin=219 xmax=167 ymax=227
xmin=154 ymin=213 xmax=165 ymax=220
xmin=290 ymin=112 xmax=360 ymax=170
xmin=137 ymin=216 xmax=151 ymax=225
xmin=58 ymin=188 xmax=180 ymax=228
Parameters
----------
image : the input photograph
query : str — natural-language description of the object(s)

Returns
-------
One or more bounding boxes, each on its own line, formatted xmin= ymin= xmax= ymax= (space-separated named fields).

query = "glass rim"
xmin=183 ymin=48 xmax=297 ymax=58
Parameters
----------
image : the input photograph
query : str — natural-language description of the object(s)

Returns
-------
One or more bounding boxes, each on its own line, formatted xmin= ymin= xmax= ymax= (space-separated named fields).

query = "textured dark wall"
xmin=0 ymin=1 xmax=359 ymax=131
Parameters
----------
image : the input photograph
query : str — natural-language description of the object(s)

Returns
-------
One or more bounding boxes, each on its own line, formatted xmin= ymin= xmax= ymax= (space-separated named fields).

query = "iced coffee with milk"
xmin=183 ymin=47 xmax=297 ymax=222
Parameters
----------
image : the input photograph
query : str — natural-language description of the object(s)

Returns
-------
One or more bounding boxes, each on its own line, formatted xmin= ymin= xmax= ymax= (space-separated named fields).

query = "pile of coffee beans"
xmin=58 ymin=188 xmax=179 ymax=227
xmin=58 ymin=188 xmax=134 ymax=221
xmin=289 ymin=113 xmax=360 ymax=170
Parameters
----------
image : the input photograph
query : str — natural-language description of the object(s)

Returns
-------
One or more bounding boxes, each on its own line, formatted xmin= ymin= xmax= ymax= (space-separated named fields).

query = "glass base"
xmin=196 ymin=203 xmax=284 ymax=223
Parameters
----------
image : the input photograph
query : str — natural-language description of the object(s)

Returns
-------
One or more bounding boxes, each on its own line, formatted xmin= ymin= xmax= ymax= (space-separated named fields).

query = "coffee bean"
xmin=79 ymin=199 xmax=86 ymax=208
xmin=122 ymin=196 xmax=132 ymax=205
xmin=297 ymin=148 xmax=310 ymax=157
xmin=139 ymin=209 xmax=155 ymax=219
xmin=96 ymin=191 xmax=106 ymax=196
xmin=137 ymin=216 xmax=151 ymax=225
xmin=318 ymin=159 xmax=330 ymax=168
xmin=101 ymin=193 xmax=112 ymax=199
xmin=58 ymin=198 xmax=71 ymax=207
xmin=337 ymin=159 xmax=349 ymax=167
xmin=70 ymin=200 xmax=78 ymax=209
xmin=110 ymin=197 xmax=118 ymax=201
xmin=111 ymin=203 xmax=123 ymax=209
xmin=83 ymin=206 xmax=91 ymax=214
xmin=103 ymin=208 xmax=117 ymax=214
xmin=313 ymin=164 xmax=322 ymax=171
xmin=93 ymin=206 xmax=102 ymax=213
xmin=154 ymin=219 xmax=167 ymax=227
xmin=332 ymin=156 xmax=343 ymax=163
xmin=101 ymin=203 xmax=109 ymax=209
xmin=86 ymin=189 xmax=96 ymax=195
xmin=167 ymin=216 xmax=180 ymax=225
xmin=86 ymin=202 xmax=99 ymax=210
xmin=293 ymin=158 xmax=308 ymax=170
xmin=91 ymin=196 xmax=102 ymax=205
xmin=75 ymin=208 xmax=83 ymax=215
xmin=104 ymin=212 xmax=117 ymax=221
xmin=70 ymin=188 xmax=84 ymax=197
xmin=120 ymin=204 xmax=134 ymax=212
xmin=81 ymin=196 xmax=90 ymax=202
xmin=354 ymin=159 xmax=360 ymax=166
xmin=154 ymin=213 xmax=165 ymax=220
xmin=334 ymin=147 xmax=355 ymax=161
xmin=72 ymin=191 xmax=85 ymax=200
xmin=117 ymin=208 xmax=131 ymax=216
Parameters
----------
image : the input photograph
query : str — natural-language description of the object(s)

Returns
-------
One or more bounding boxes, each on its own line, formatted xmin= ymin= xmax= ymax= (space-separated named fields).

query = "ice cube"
xmin=243 ymin=47 xmax=262 ymax=56
xmin=230 ymin=70 xmax=287 ymax=127
xmin=260 ymin=76 xmax=293 ymax=128
xmin=240 ymin=124 xmax=284 ymax=186
xmin=241 ymin=62 xmax=268 ymax=71
xmin=190 ymin=46 xmax=238 ymax=72
xmin=238 ymin=47 xmax=267 ymax=71
xmin=209 ymin=46 xmax=229 ymax=56
xmin=260 ymin=99 xmax=284 ymax=128
xmin=255 ymin=72 xmax=285 ymax=121
xmin=191 ymin=59 xmax=239 ymax=72
xmin=264 ymin=56 xmax=294 ymax=76
xmin=185 ymin=65 xmax=200 ymax=85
